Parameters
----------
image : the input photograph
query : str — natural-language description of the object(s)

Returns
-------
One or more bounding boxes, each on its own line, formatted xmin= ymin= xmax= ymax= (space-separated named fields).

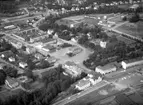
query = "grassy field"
xmin=67 ymin=84 xmax=125 ymax=105
xmin=56 ymin=14 xmax=117 ymax=28
xmin=115 ymin=21 xmax=143 ymax=38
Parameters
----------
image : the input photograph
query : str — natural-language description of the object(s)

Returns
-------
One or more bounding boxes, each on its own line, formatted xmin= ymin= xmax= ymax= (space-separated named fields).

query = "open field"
xmin=56 ymin=14 xmax=119 ymax=28
xmin=115 ymin=21 xmax=143 ymax=39
xmin=106 ymin=31 xmax=136 ymax=45
xmin=67 ymin=84 xmax=126 ymax=105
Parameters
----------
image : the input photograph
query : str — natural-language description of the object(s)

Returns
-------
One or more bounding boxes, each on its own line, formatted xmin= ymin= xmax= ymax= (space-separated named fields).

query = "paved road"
xmin=53 ymin=80 xmax=109 ymax=105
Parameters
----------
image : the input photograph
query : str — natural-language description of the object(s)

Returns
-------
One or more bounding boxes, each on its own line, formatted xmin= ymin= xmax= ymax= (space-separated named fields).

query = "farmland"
xmin=115 ymin=21 xmax=143 ymax=39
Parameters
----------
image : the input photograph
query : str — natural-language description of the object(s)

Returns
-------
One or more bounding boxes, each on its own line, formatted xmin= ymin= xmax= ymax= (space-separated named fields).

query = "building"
xmin=63 ymin=61 xmax=82 ymax=77
xmin=95 ymin=64 xmax=117 ymax=75
xmin=4 ymin=25 xmax=16 ymax=30
xmin=121 ymin=58 xmax=143 ymax=69
xmin=88 ymin=73 xmax=102 ymax=85
xmin=19 ymin=62 xmax=28 ymax=68
xmin=100 ymin=40 xmax=107 ymax=48
xmin=8 ymin=57 xmax=15 ymax=62
xmin=34 ymin=53 xmax=44 ymax=60
xmin=5 ymin=77 xmax=19 ymax=89
xmin=75 ymin=78 xmax=91 ymax=90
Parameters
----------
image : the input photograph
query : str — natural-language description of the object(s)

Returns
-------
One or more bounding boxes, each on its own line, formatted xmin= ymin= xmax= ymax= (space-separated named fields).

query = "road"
xmin=53 ymin=80 xmax=109 ymax=105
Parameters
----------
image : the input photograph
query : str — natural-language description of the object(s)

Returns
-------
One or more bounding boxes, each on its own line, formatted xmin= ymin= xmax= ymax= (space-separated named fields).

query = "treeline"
xmin=0 ymin=1 xmax=18 ymax=13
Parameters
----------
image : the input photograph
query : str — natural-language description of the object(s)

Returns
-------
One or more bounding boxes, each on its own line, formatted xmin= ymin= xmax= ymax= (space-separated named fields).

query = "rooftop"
xmin=76 ymin=79 xmax=90 ymax=87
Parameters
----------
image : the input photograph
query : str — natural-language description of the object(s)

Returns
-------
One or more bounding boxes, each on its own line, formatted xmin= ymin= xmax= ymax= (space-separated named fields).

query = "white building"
xmin=9 ymin=57 xmax=15 ymax=62
xmin=96 ymin=64 xmax=116 ymax=75
xmin=100 ymin=41 xmax=107 ymax=48
xmin=19 ymin=62 xmax=28 ymax=68
xmin=75 ymin=78 xmax=90 ymax=90
xmin=88 ymin=75 xmax=102 ymax=85
xmin=121 ymin=58 xmax=143 ymax=69
xmin=63 ymin=61 xmax=82 ymax=77
xmin=4 ymin=25 xmax=16 ymax=30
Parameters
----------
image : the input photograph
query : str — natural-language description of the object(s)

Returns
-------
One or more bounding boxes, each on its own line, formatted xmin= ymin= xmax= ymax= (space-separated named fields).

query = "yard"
xmin=115 ymin=21 xmax=143 ymax=39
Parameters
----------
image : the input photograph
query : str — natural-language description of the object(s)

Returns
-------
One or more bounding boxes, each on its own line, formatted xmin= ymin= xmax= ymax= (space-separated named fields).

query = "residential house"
xmin=100 ymin=40 xmax=107 ymax=48
xmin=96 ymin=64 xmax=117 ymax=75
xmin=47 ymin=29 xmax=54 ymax=35
xmin=75 ymin=78 xmax=91 ymax=90
xmin=8 ymin=57 xmax=16 ymax=62
xmin=19 ymin=62 xmax=28 ymax=68
xmin=5 ymin=77 xmax=19 ymax=89
xmin=88 ymin=73 xmax=102 ymax=85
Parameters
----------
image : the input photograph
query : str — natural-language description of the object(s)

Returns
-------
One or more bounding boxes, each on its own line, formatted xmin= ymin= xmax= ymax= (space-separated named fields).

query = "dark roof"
xmin=115 ymin=94 xmax=137 ymax=105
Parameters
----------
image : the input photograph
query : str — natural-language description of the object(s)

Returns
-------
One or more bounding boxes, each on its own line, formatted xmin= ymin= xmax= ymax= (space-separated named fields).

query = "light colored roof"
xmin=76 ymin=79 xmax=90 ymax=87
xmin=130 ymin=4 xmax=139 ymax=9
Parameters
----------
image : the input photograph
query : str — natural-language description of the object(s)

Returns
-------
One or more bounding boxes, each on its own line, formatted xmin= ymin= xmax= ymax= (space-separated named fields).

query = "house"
xmin=0 ymin=54 xmax=5 ymax=58
xmin=4 ymin=25 xmax=16 ymax=30
xmin=63 ymin=61 xmax=82 ymax=77
xmin=88 ymin=73 xmax=102 ymax=85
xmin=34 ymin=53 xmax=44 ymax=60
xmin=95 ymin=64 xmax=117 ymax=75
xmin=8 ymin=57 xmax=15 ymax=62
xmin=47 ymin=29 xmax=54 ymax=35
xmin=71 ymin=37 xmax=78 ymax=43
xmin=19 ymin=62 xmax=28 ymax=68
xmin=75 ymin=78 xmax=91 ymax=90
xmin=5 ymin=77 xmax=19 ymax=89
xmin=100 ymin=40 xmax=107 ymax=48
xmin=121 ymin=58 xmax=143 ymax=69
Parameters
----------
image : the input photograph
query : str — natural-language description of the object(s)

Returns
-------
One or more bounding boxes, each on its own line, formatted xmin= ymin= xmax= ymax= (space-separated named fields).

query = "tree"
xmin=11 ymin=47 xmax=18 ymax=54
xmin=0 ymin=70 xmax=7 ymax=85
xmin=122 ymin=16 xmax=127 ymax=21
xmin=129 ymin=13 xmax=140 ymax=23
xmin=78 ymin=35 xmax=88 ymax=45
xmin=25 ymin=70 xmax=34 ymax=79
xmin=5 ymin=67 xmax=18 ymax=78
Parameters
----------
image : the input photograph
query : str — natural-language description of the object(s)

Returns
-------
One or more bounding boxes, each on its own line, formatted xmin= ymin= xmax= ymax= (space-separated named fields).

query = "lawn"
xmin=115 ymin=21 xmax=143 ymax=39
xmin=67 ymin=84 xmax=125 ymax=105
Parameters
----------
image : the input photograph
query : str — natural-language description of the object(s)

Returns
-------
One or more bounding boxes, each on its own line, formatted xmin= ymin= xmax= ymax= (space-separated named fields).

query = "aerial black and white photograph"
xmin=0 ymin=0 xmax=143 ymax=105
